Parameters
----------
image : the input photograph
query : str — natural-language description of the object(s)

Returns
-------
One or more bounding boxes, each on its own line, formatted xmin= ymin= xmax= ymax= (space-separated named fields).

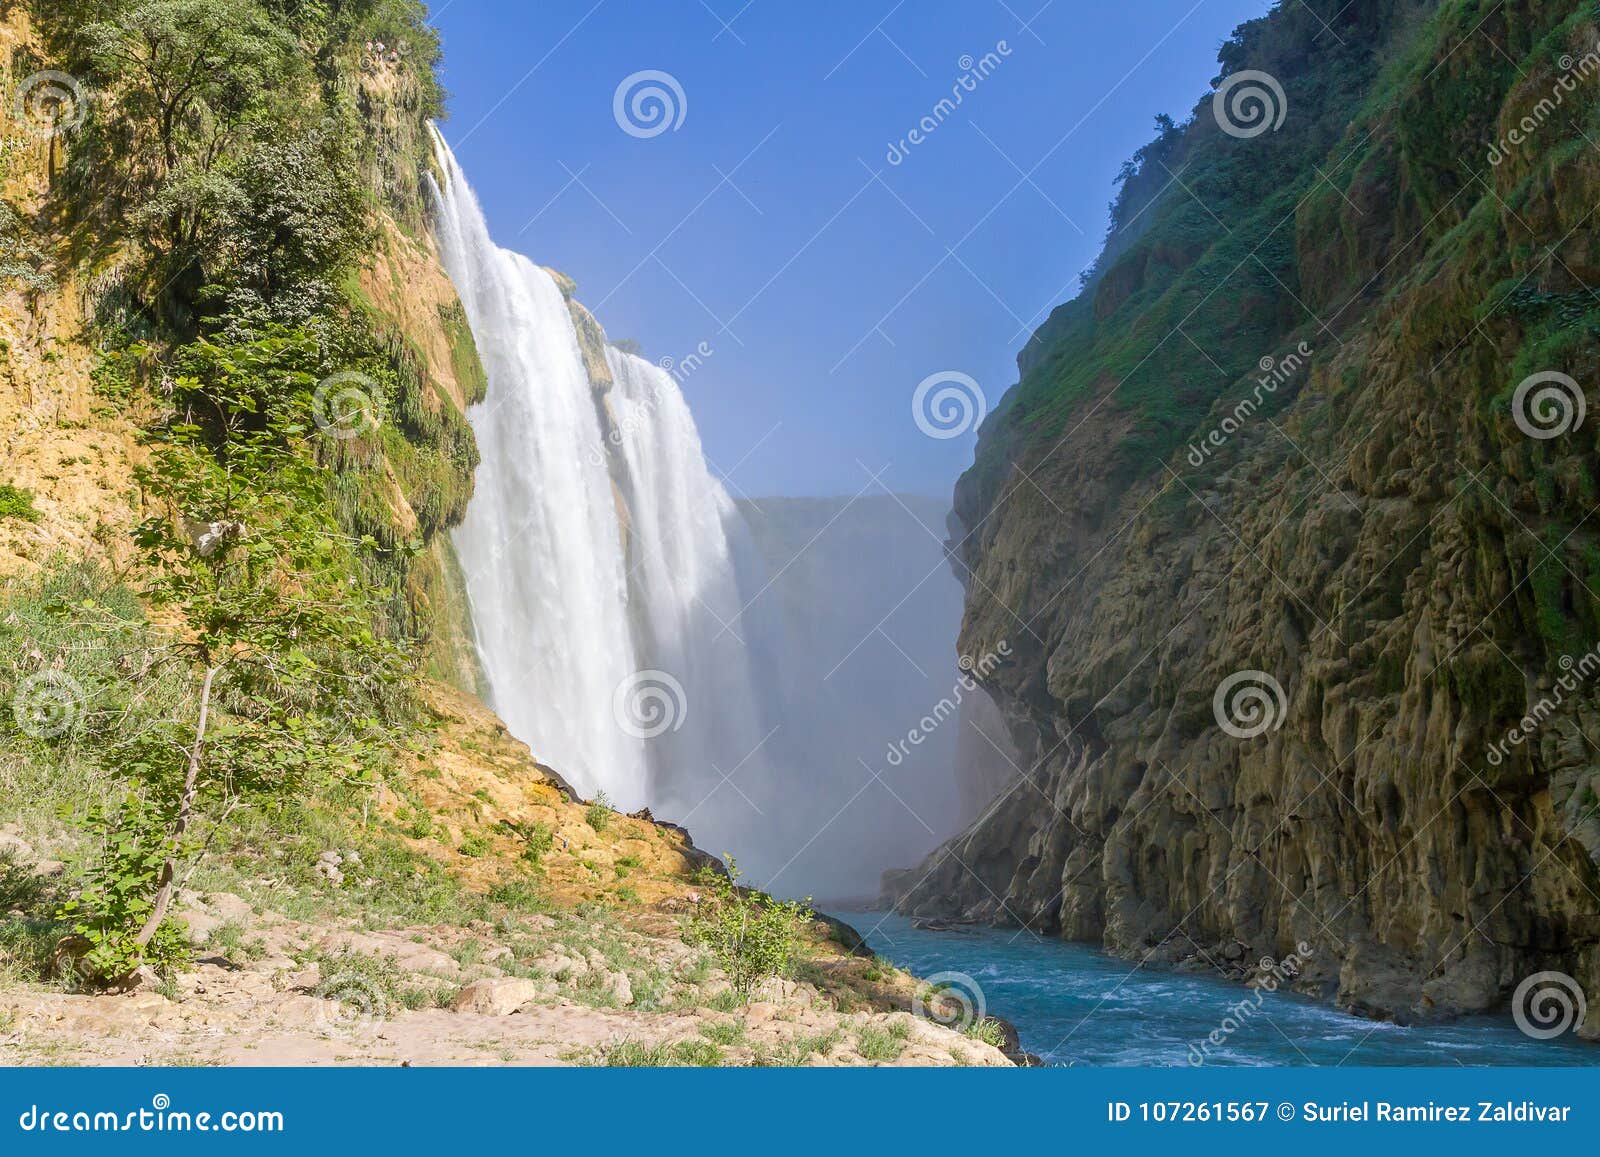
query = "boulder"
xmin=450 ymin=977 xmax=543 ymax=1016
xmin=607 ymin=971 xmax=634 ymax=1006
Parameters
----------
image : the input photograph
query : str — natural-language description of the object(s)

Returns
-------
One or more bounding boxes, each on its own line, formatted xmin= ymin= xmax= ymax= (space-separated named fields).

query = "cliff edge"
xmin=891 ymin=0 xmax=1600 ymax=1036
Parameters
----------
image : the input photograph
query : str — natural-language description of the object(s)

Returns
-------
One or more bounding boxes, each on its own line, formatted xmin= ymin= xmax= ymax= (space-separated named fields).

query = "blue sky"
xmin=430 ymin=0 xmax=1275 ymax=498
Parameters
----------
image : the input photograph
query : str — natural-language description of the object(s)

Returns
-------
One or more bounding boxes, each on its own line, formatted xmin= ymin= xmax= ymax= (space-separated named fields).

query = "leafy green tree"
xmin=67 ymin=0 xmax=300 ymax=308
xmin=60 ymin=328 xmax=408 ymax=977
xmin=81 ymin=0 xmax=296 ymax=179
xmin=690 ymin=860 xmax=814 ymax=1000
xmin=202 ymin=120 xmax=371 ymax=333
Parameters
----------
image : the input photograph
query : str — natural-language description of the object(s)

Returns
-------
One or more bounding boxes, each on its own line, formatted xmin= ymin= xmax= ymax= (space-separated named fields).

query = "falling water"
xmin=429 ymin=130 xmax=980 ymax=895
xmin=430 ymin=134 xmax=650 ymax=808
xmin=429 ymin=131 xmax=784 ymax=835
xmin=604 ymin=347 xmax=781 ymax=823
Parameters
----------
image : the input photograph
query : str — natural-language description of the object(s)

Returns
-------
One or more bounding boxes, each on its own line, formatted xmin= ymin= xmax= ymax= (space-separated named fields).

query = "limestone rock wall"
xmin=891 ymin=0 xmax=1600 ymax=1037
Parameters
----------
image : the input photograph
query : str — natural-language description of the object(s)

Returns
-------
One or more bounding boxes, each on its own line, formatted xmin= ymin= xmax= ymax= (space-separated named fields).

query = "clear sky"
xmin=428 ymin=0 xmax=1275 ymax=499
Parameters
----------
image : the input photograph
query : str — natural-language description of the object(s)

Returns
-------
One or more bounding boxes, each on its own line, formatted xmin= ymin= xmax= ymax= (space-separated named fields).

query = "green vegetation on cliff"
xmin=918 ymin=0 xmax=1600 ymax=1032
xmin=966 ymin=0 xmax=1600 ymax=666
xmin=2 ymin=0 xmax=480 ymax=979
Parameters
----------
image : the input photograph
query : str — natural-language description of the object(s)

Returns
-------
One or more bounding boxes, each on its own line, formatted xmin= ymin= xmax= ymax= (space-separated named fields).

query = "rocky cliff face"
xmin=2 ymin=4 xmax=489 ymax=696
xmin=891 ymin=0 xmax=1600 ymax=1037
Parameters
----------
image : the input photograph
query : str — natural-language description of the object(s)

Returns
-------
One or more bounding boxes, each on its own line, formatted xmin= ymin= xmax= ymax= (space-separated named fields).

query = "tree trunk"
xmin=135 ymin=664 xmax=216 ymax=949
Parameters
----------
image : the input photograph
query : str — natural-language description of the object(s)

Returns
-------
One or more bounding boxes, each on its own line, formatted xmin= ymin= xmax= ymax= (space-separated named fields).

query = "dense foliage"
xmin=4 ymin=0 xmax=466 ymax=979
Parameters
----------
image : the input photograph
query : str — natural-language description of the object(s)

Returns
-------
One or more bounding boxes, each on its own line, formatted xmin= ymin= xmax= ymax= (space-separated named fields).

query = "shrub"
xmin=56 ymin=793 xmax=193 ymax=983
xmin=603 ymin=1038 xmax=724 ymax=1067
xmin=698 ymin=1019 xmax=746 ymax=1046
xmin=670 ymin=1038 xmax=724 ymax=1067
xmin=486 ymin=878 xmax=550 ymax=915
xmin=688 ymin=859 xmax=812 ymax=1000
xmin=0 ymin=850 xmax=55 ymax=915
xmin=584 ymin=791 xmax=613 ymax=832
xmin=498 ymin=818 xmax=552 ymax=865
xmin=0 ymin=485 xmax=39 ymax=522
xmin=855 ymin=1025 xmax=904 ymax=1063
xmin=306 ymin=947 xmax=408 ymax=1019
xmin=755 ymin=1027 xmax=842 ymax=1067
xmin=205 ymin=920 xmax=266 ymax=963
xmin=0 ymin=916 xmax=62 ymax=985
xmin=603 ymin=1039 xmax=672 ymax=1066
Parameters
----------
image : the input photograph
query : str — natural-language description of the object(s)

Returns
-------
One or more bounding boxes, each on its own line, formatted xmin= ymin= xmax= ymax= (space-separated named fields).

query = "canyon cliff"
xmin=889 ymin=0 xmax=1600 ymax=1035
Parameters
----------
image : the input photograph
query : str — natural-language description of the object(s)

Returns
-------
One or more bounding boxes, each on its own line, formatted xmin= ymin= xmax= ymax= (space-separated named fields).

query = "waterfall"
xmin=430 ymin=134 xmax=650 ymax=808
xmin=604 ymin=347 xmax=781 ymax=827
xmin=429 ymin=131 xmax=779 ymax=843
xmin=429 ymin=131 xmax=978 ymax=896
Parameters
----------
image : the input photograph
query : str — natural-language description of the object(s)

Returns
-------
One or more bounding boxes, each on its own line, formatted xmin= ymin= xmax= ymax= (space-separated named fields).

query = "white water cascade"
xmin=431 ymin=135 xmax=652 ymax=808
xmin=429 ymin=132 xmax=778 ymax=833
xmin=604 ymin=348 xmax=782 ymax=824
xmin=429 ymin=132 xmax=990 ymax=897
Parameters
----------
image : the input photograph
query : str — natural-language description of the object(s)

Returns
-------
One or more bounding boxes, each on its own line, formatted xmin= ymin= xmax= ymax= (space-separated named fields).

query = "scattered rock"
xmin=450 ymin=977 xmax=544 ymax=1016
xmin=744 ymin=1001 xmax=779 ymax=1025
xmin=606 ymin=971 xmax=633 ymax=1006
xmin=314 ymin=861 xmax=345 ymax=886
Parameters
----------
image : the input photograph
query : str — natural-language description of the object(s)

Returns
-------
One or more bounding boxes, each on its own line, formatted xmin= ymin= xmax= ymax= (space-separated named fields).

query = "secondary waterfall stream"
xmin=429 ymin=130 xmax=981 ymax=897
